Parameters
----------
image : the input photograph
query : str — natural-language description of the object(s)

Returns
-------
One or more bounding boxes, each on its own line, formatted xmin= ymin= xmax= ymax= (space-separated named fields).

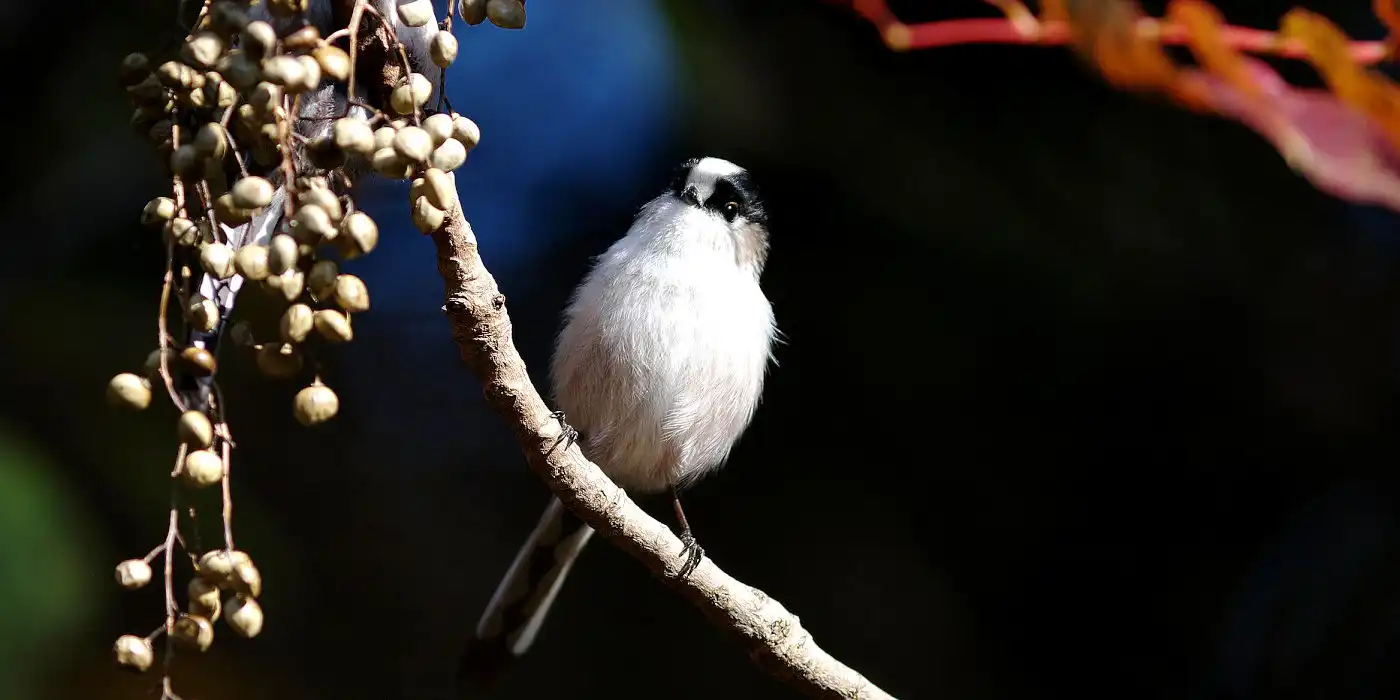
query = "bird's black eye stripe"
xmin=705 ymin=179 xmax=741 ymax=213
xmin=705 ymin=175 xmax=766 ymax=223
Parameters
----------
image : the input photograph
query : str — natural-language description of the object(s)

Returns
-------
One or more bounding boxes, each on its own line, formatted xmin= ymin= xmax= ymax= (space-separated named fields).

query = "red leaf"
xmin=1190 ymin=57 xmax=1400 ymax=212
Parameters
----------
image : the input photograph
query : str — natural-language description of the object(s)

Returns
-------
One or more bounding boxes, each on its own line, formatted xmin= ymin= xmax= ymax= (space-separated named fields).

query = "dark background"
xmin=4 ymin=0 xmax=1400 ymax=698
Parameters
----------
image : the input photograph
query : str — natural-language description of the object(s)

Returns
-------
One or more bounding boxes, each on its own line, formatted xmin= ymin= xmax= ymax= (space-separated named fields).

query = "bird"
xmin=460 ymin=156 xmax=778 ymax=682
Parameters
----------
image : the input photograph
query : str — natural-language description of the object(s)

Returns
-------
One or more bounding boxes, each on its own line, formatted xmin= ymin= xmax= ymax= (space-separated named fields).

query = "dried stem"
xmin=196 ymin=180 xmax=220 ymax=234
xmin=156 ymin=240 xmax=188 ymax=414
xmin=190 ymin=0 xmax=213 ymax=31
xmin=161 ymin=675 xmax=184 ymax=700
xmin=219 ymin=431 xmax=235 ymax=549
xmin=220 ymin=103 xmax=250 ymax=178
xmin=143 ymin=542 xmax=168 ymax=563
xmin=161 ymin=444 xmax=186 ymax=699
xmin=280 ymin=93 xmax=299 ymax=216
xmin=162 ymin=494 xmax=180 ymax=629
xmin=344 ymin=0 xmax=369 ymax=112
xmin=325 ymin=27 xmax=352 ymax=45
xmin=158 ymin=115 xmax=190 ymax=414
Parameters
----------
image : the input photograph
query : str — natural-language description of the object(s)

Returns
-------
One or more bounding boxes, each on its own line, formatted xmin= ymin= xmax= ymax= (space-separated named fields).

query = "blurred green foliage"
xmin=0 ymin=426 xmax=101 ymax=700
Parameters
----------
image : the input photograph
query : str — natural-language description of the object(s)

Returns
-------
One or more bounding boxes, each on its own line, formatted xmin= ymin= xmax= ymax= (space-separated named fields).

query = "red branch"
xmin=843 ymin=1 xmax=1389 ymax=64
xmin=831 ymin=1 xmax=1400 ymax=215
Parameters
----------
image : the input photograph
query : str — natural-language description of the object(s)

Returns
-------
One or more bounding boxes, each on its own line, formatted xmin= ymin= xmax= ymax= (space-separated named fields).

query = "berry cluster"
xmin=104 ymin=0 xmax=524 ymax=695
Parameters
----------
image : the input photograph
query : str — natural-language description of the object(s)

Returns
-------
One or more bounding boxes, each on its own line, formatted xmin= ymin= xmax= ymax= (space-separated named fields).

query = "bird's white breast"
xmin=550 ymin=198 xmax=776 ymax=493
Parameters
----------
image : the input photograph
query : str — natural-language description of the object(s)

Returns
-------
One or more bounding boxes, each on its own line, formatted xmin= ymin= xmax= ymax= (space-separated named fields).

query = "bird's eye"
xmin=722 ymin=201 xmax=740 ymax=221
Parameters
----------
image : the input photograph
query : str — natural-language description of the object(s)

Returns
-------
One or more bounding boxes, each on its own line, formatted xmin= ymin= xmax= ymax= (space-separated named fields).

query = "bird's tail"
xmin=459 ymin=496 xmax=595 ymax=686
xmin=177 ymin=188 xmax=287 ymax=411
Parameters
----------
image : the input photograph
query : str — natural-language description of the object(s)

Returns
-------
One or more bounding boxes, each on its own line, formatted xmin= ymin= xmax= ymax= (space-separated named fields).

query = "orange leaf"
xmin=1281 ymin=8 xmax=1400 ymax=151
xmin=1373 ymin=0 xmax=1400 ymax=49
xmin=1167 ymin=0 xmax=1260 ymax=100
xmin=1281 ymin=8 xmax=1365 ymax=97
xmin=1039 ymin=0 xmax=1069 ymax=25
xmin=1076 ymin=1 xmax=1173 ymax=88
xmin=1188 ymin=57 xmax=1400 ymax=213
xmin=1051 ymin=0 xmax=1221 ymax=111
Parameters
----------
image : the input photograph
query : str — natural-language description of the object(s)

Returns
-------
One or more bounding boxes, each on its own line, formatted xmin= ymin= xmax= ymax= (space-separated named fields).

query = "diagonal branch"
xmin=344 ymin=9 xmax=893 ymax=697
xmin=430 ymin=208 xmax=896 ymax=700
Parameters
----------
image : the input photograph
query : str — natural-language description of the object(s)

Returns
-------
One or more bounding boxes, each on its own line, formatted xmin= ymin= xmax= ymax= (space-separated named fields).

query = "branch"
xmin=840 ymin=0 xmax=1390 ymax=63
xmin=430 ymin=208 xmax=895 ymax=700
xmin=338 ymin=9 xmax=891 ymax=697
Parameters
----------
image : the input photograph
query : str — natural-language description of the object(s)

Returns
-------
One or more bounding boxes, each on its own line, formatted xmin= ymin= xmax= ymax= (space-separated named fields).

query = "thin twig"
xmin=196 ymin=180 xmax=220 ymax=234
xmin=157 ymin=241 xmax=188 ymax=414
xmin=346 ymin=0 xmax=369 ymax=113
xmin=843 ymin=1 xmax=1389 ymax=62
xmin=161 ymin=445 xmax=185 ymax=699
xmin=220 ymin=434 xmax=235 ymax=549
xmin=220 ymin=103 xmax=250 ymax=178
xmin=158 ymin=116 xmax=191 ymax=414
xmin=143 ymin=542 xmax=168 ymax=563
xmin=280 ymin=93 xmax=299 ymax=216
xmin=161 ymin=675 xmax=184 ymax=700
xmin=325 ymin=27 xmax=351 ymax=45
xmin=191 ymin=0 xmax=213 ymax=31
xmin=175 ymin=522 xmax=201 ymax=566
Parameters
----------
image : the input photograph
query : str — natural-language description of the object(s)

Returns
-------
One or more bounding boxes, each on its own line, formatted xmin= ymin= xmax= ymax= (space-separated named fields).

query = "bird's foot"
xmin=678 ymin=530 xmax=705 ymax=579
xmin=549 ymin=410 xmax=579 ymax=453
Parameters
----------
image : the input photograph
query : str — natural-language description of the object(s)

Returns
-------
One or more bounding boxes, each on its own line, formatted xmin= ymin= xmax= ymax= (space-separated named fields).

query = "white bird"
xmin=462 ymin=156 xmax=778 ymax=680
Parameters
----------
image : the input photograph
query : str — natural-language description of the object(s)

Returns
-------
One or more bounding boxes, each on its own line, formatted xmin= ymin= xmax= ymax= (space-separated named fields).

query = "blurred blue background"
xmin=342 ymin=0 xmax=680 ymax=458
xmin=6 ymin=1 xmax=1400 ymax=699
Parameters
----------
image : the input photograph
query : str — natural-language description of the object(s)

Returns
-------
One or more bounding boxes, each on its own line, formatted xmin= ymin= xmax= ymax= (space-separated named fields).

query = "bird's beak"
xmin=679 ymin=185 xmax=701 ymax=207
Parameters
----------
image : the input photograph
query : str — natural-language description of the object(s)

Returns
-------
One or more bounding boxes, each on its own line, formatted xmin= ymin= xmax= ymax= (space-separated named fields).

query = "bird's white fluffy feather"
xmin=468 ymin=158 xmax=775 ymax=667
xmin=550 ymin=187 xmax=776 ymax=493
